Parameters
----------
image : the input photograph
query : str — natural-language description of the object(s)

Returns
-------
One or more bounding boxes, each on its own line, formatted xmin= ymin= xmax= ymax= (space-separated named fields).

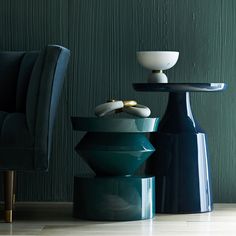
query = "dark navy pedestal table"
xmin=133 ymin=83 xmax=227 ymax=214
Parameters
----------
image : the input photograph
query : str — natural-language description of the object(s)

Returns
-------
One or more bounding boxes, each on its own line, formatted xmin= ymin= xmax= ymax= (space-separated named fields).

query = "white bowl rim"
xmin=137 ymin=51 xmax=179 ymax=54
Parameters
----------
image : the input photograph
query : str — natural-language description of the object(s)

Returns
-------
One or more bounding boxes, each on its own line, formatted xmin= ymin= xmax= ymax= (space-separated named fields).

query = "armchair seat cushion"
xmin=0 ymin=112 xmax=34 ymax=147
xmin=0 ymin=111 xmax=35 ymax=170
xmin=0 ymin=147 xmax=34 ymax=171
xmin=0 ymin=111 xmax=8 ymax=129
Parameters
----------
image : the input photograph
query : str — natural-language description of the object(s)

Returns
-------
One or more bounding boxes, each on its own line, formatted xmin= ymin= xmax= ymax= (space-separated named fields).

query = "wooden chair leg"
xmin=13 ymin=172 xmax=16 ymax=206
xmin=4 ymin=171 xmax=14 ymax=223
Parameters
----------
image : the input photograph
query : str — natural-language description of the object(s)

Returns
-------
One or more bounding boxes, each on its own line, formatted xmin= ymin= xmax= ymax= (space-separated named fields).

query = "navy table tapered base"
xmin=73 ymin=176 xmax=155 ymax=221
xmin=133 ymin=83 xmax=226 ymax=214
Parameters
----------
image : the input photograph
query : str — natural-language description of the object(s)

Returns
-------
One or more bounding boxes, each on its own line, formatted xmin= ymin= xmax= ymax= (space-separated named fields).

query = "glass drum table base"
xmin=73 ymin=176 xmax=155 ymax=220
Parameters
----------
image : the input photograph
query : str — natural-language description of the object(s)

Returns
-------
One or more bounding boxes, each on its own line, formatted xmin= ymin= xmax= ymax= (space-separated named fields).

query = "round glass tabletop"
xmin=133 ymin=83 xmax=227 ymax=92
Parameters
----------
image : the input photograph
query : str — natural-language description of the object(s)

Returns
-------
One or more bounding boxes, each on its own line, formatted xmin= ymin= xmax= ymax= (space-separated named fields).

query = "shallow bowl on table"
xmin=136 ymin=51 xmax=179 ymax=71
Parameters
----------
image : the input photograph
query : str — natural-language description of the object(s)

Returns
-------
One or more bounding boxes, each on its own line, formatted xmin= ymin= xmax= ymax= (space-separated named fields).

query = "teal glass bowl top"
xmin=71 ymin=117 xmax=159 ymax=133
xmin=76 ymin=132 xmax=155 ymax=176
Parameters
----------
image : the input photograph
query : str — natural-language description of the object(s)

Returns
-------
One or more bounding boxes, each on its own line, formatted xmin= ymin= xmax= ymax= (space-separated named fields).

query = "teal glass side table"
xmin=71 ymin=117 xmax=159 ymax=221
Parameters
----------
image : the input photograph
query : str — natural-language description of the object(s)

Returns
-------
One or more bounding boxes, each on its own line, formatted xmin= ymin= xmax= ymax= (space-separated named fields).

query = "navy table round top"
xmin=133 ymin=83 xmax=227 ymax=92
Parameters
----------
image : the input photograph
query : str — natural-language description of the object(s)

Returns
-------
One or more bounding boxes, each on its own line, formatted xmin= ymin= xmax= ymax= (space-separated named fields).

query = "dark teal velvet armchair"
xmin=0 ymin=45 xmax=70 ymax=222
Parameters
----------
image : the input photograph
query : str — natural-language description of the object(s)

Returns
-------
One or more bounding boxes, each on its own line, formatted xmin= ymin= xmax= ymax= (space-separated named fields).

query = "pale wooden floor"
xmin=0 ymin=203 xmax=236 ymax=235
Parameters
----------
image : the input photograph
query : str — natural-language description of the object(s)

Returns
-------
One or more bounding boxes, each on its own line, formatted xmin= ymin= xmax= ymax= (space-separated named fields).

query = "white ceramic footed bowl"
xmin=137 ymin=51 xmax=179 ymax=70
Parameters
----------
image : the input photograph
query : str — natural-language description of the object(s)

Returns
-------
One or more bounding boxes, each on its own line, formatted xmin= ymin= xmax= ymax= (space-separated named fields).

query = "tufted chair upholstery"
xmin=0 ymin=45 xmax=70 ymax=222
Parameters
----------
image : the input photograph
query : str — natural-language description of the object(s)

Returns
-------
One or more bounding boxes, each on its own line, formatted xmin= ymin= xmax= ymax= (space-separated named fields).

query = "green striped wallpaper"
xmin=0 ymin=0 xmax=235 ymax=202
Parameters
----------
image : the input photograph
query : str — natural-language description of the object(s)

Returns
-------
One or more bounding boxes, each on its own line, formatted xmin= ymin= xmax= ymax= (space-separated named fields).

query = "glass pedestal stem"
xmin=146 ymin=91 xmax=213 ymax=213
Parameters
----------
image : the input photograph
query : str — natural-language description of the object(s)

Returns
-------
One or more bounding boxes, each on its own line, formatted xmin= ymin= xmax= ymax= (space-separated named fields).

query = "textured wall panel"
xmin=0 ymin=0 xmax=235 ymax=202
